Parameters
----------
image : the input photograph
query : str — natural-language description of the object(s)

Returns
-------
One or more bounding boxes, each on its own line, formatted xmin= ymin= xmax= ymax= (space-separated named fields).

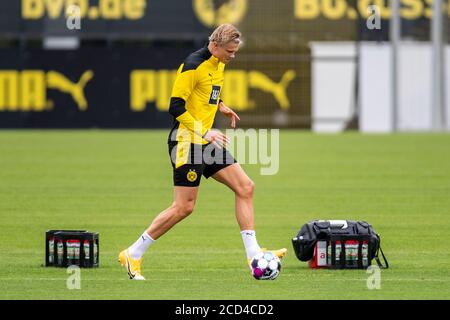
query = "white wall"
xmin=310 ymin=42 xmax=356 ymax=133
xmin=311 ymin=41 xmax=449 ymax=132
xmin=398 ymin=43 xmax=433 ymax=131
xmin=359 ymin=43 xmax=392 ymax=133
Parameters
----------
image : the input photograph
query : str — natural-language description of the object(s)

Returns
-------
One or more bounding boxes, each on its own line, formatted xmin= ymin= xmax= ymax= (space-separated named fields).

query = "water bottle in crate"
xmin=45 ymin=230 xmax=99 ymax=268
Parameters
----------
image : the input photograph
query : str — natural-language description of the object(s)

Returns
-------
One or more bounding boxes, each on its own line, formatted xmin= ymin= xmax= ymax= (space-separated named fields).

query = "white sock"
xmin=128 ymin=231 xmax=155 ymax=260
xmin=240 ymin=230 xmax=261 ymax=259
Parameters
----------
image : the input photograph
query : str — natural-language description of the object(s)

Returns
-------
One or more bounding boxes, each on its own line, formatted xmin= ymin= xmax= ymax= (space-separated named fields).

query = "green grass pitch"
xmin=0 ymin=130 xmax=449 ymax=299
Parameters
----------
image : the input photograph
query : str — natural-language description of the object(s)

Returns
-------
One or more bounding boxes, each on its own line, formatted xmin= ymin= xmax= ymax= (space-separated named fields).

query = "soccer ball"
xmin=250 ymin=251 xmax=281 ymax=280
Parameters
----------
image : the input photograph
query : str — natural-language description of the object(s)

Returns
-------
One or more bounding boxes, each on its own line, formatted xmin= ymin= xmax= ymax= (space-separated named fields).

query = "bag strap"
xmin=374 ymin=244 xmax=389 ymax=269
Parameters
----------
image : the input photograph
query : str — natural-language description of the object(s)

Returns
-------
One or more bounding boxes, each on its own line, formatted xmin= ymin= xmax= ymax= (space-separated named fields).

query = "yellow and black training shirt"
xmin=168 ymin=46 xmax=225 ymax=145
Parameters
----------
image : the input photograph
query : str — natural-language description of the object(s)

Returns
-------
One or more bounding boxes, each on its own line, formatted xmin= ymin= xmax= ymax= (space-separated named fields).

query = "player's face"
xmin=214 ymin=41 xmax=240 ymax=64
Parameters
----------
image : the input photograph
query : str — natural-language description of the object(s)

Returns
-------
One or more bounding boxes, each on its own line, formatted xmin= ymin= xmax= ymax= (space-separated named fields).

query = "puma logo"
xmin=248 ymin=70 xmax=296 ymax=110
xmin=46 ymin=70 xmax=94 ymax=111
xmin=131 ymin=69 xmax=296 ymax=112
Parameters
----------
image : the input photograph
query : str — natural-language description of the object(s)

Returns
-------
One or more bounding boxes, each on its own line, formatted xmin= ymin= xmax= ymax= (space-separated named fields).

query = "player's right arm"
xmin=169 ymin=64 xmax=228 ymax=147
xmin=169 ymin=64 xmax=207 ymax=139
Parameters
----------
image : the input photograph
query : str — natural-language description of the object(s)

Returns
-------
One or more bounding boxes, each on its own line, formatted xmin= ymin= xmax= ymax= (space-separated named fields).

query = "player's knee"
xmin=183 ymin=202 xmax=195 ymax=216
xmin=237 ymin=179 xmax=255 ymax=198
xmin=174 ymin=201 xmax=195 ymax=218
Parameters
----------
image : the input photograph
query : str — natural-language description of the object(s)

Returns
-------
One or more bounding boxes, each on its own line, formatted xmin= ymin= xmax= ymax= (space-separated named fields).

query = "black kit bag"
xmin=292 ymin=220 xmax=388 ymax=269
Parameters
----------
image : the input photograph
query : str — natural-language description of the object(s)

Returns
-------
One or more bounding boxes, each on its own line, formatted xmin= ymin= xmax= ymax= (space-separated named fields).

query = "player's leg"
xmin=119 ymin=141 xmax=203 ymax=280
xmin=211 ymin=163 xmax=255 ymax=231
xmin=128 ymin=185 xmax=198 ymax=259
xmin=127 ymin=140 xmax=202 ymax=257
xmin=145 ymin=186 xmax=198 ymax=239
xmin=211 ymin=163 xmax=260 ymax=260
xmin=210 ymin=163 xmax=287 ymax=264
xmin=119 ymin=186 xmax=199 ymax=280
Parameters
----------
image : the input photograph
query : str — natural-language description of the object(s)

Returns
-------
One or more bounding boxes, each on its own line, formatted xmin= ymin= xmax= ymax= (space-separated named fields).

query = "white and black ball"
xmin=250 ymin=251 xmax=281 ymax=280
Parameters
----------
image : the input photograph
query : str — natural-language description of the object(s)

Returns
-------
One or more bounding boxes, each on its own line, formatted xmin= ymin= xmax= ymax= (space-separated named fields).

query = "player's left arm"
xmin=218 ymin=100 xmax=240 ymax=128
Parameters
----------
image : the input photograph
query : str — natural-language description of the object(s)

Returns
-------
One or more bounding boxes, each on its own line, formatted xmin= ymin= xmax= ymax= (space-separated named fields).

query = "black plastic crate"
xmin=45 ymin=230 xmax=99 ymax=268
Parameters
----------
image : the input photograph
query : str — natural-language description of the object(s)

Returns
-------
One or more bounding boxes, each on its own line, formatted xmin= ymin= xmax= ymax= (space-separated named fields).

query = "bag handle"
xmin=374 ymin=244 xmax=389 ymax=269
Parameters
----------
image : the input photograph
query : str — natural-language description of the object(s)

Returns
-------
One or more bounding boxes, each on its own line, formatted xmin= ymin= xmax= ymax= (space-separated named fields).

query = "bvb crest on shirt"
xmin=187 ymin=169 xmax=198 ymax=182
xmin=193 ymin=0 xmax=247 ymax=27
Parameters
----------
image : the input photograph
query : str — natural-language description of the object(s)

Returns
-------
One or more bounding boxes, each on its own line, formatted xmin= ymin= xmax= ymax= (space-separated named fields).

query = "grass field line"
xmin=1 ymin=278 xmax=450 ymax=283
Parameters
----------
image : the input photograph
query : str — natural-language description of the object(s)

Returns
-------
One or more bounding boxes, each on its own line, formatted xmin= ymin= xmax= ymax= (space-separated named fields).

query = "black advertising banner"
xmin=0 ymin=0 xmax=444 ymax=41
xmin=0 ymin=1 xmax=20 ymax=36
xmin=0 ymin=45 xmax=307 ymax=128
xmin=0 ymin=0 xmax=210 ymax=38
xmin=0 ymin=45 xmax=193 ymax=128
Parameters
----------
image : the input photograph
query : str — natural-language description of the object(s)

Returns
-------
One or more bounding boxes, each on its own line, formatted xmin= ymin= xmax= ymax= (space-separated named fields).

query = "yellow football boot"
xmin=118 ymin=249 xmax=145 ymax=280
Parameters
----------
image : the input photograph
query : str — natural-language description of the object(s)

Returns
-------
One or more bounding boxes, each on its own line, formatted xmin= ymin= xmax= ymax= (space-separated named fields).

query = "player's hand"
xmin=219 ymin=102 xmax=240 ymax=128
xmin=203 ymin=129 xmax=230 ymax=149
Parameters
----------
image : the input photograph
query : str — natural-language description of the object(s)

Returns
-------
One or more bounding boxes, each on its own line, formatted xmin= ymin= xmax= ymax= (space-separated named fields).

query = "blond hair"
xmin=208 ymin=24 xmax=242 ymax=46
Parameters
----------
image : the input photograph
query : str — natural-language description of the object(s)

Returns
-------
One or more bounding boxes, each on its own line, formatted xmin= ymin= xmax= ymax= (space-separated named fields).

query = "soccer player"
xmin=119 ymin=24 xmax=286 ymax=280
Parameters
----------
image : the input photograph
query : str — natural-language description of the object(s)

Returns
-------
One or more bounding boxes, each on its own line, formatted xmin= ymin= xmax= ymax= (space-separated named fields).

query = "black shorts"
xmin=168 ymin=141 xmax=237 ymax=187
